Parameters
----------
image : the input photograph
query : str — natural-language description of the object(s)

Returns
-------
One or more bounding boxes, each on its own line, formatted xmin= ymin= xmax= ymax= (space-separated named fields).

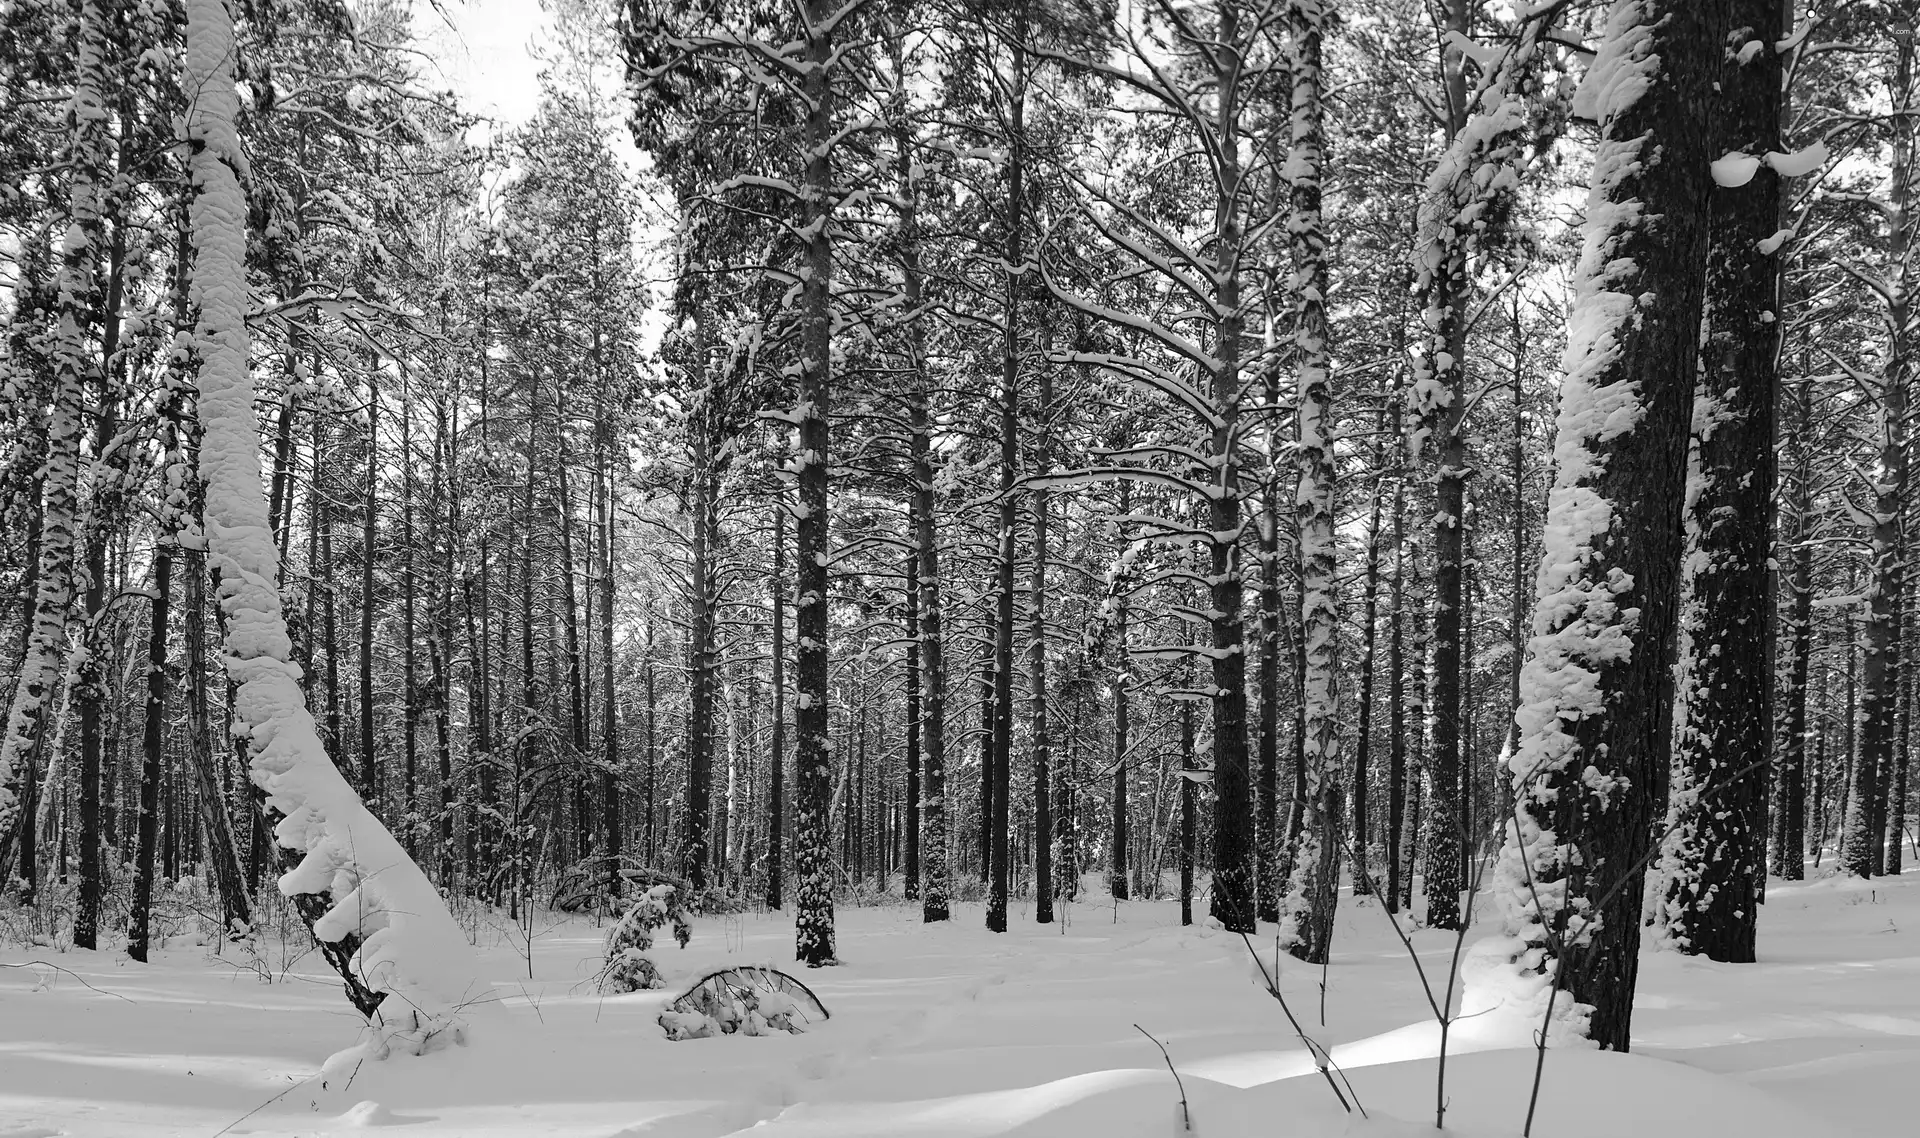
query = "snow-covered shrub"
xmin=658 ymin=966 xmax=826 ymax=1040
xmin=597 ymin=885 xmax=692 ymax=994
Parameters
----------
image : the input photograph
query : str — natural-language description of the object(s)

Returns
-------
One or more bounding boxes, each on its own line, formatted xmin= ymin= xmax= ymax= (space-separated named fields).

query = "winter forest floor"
xmin=1 ymin=867 xmax=1915 ymax=1138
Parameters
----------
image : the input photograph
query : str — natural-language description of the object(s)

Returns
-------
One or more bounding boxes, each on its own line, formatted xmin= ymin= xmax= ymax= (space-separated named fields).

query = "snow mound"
xmin=334 ymin=1100 xmax=395 ymax=1127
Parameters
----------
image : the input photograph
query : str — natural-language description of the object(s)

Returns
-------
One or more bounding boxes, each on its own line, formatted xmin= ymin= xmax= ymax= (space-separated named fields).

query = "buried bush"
xmin=596 ymin=885 xmax=693 ymax=994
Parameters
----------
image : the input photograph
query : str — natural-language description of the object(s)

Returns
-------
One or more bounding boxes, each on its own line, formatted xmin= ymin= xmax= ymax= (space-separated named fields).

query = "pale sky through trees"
xmin=421 ymin=0 xmax=547 ymax=130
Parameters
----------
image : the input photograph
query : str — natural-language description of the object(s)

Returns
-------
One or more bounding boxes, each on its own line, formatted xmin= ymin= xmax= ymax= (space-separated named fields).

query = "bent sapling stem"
xmin=1134 ymin=1023 xmax=1190 ymax=1131
xmin=1239 ymin=932 xmax=1366 ymax=1117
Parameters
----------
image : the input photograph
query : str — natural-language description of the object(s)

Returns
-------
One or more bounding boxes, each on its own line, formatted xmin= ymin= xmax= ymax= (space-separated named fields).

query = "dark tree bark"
xmin=360 ymin=368 xmax=379 ymax=808
xmin=126 ymin=543 xmax=169 ymax=963
xmin=1351 ymin=412 xmax=1385 ymax=898
xmin=1180 ymin=662 xmax=1196 ymax=927
xmin=684 ymin=426 xmax=717 ymax=891
xmin=792 ymin=0 xmax=839 ymax=966
xmin=1664 ymin=0 xmax=1781 ymax=960
xmin=905 ymin=551 xmax=921 ymax=901
xmin=1415 ymin=0 xmax=1475 ymax=936
xmin=1257 ymin=478 xmax=1280 ymax=921
xmin=1031 ymin=372 xmax=1053 ymax=924
xmin=1111 ymin=482 xmax=1132 ymax=902
xmin=769 ymin=507 xmax=786 ymax=910
xmin=1498 ymin=0 xmax=1724 ymax=1051
xmin=1774 ymin=379 xmax=1812 ymax=879
xmin=1847 ymin=26 xmax=1913 ymax=879
xmin=1386 ymin=411 xmax=1408 ymax=914
xmin=986 ymin=9 xmax=1028 ymax=936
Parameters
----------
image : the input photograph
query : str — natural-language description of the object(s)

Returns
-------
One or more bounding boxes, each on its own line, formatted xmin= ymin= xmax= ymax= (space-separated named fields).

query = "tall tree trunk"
xmin=792 ymin=0 xmax=839 ymax=966
xmin=1031 ymin=374 xmax=1053 ymax=923
xmin=76 ymin=151 xmax=132 ymax=949
xmin=1775 ymin=378 xmax=1813 ymax=879
xmin=769 ymin=508 xmax=786 ymax=909
xmin=1351 ymin=412 xmax=1384 ymax=897
xmin=1888 ymin=568 xmax=1912 ymax=874
xmin=360 ymin=365 xmax=379 ymax=808
xmin=1256 ymin=477 xmax=1280 ymax=920
xmin=401 ymin=368 xmax=420 ymax=854
xmin=184 ymin=549 xmax=253 ymax=930
xmin=685 ymin=428 xmax=716 ymax=891
xmin=1663 ymin=1 xmax=1781 ymax=960
xmin=128 ymin=544 xmax=169 ymax=963
xmin=1412 ymin=0 xmax=1475 ymax=936
xmin=1180 ymin=662 xmax=1196 ymax=927
xmin=978 ymin=656 xmax=993 ymax=882
xmin=905 ymin=551 xmax=921 ymax=901
xmin=1847 ymin=26 xmax=1913 ymax=879
xmin=1494 ymin=0 xmax=1722 ymax=1051
xmin=1112 ymin=481 xmax=1132 ymax=903
xmin=0 ymin=0 xmax=106 ymax=880
xmin=556 ymin=441 xmax=590 ymax=865
xmin=1280 ymin=0 xmax=1341 ymax=964
xmin=987 ymin=10 xmax=1028 ymax=935
xmin=898 ymin=58 xmax=949 ymax=924
xmin=1386 ymin=437 xmax=1408 ymax=913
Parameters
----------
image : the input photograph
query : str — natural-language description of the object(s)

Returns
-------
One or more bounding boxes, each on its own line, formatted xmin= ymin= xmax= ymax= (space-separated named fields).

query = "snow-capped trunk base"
xmin=183 ymin=0 xmax=483 ymax=1049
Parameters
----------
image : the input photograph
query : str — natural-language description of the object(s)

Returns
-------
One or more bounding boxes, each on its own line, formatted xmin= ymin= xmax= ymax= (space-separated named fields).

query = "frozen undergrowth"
xmin=0 ymin=868 xmax=1911 ymax=1137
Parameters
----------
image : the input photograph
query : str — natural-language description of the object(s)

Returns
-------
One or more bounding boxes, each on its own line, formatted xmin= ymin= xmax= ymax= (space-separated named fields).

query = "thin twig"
xmin=1133 ymin=1023 xmax=1190 ymax=1132
xmin=0 ymin=960 xmax=137 ymax=1003
xmin=1237 ymin=932 xmax=1365 ymax=1117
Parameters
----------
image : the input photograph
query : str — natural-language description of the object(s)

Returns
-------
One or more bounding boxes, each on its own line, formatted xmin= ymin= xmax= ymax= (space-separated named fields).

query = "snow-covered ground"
xmin=2 ymin=867 xmax=1913 ymax=1137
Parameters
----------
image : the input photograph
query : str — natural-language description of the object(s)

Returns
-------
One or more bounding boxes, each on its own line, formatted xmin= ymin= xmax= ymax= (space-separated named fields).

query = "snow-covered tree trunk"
xmin=1411 ymin=0 xmax=1474 ymax=935
xmin=1202 ymin=0 xmax=1257 ymax=935
xmin=791 ymin=0 xmax=838 ymax=967
xmin=1845 ymin=23 xmax=1913 ymax=880
xmin=0 ymin=0 xmax=111 ymax=871
xmin=1491 ymin=0 xmax=1723 ymax=1052
xmin=1411 ymin=0 xmax=1568 ymax=933
xmin=1660 ymin=0 xmax=1781 ymax=962
xmin=182 ymin=0 xmax=480 ymax=1044
xmin=1280 ymin=0 xmax=1341 ymax=964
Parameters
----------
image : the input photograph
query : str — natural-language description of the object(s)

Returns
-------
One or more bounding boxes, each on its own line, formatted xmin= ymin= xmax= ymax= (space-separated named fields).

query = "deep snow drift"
xmin=1 ymin=867 xmax=1913 ymax=1137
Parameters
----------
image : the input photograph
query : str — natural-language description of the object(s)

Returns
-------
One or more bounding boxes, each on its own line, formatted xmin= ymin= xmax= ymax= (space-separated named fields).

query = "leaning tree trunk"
xmin=1493 ymin=0 xmax=1722 ymax=1052
xmin=1280 ymin=0 xmax=1341 ymax=964
xmin=181 ymin=0 xmax=479 ymax=1038
xmin=1662 ymin=2 xmax=1780 ymax=961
